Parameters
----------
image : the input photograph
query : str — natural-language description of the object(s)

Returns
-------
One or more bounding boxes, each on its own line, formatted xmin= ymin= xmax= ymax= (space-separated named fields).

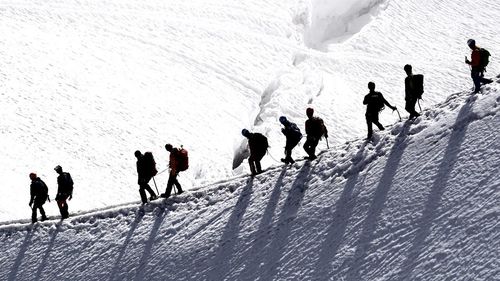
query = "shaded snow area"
xmin=1 ymin=84 xmax=499 ymax=280
xmin=1 ymin=0 xmax=500 ymax=221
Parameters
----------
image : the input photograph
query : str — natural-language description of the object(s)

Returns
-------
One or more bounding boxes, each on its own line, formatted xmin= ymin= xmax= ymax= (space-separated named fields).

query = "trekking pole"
xmin=418 ymin=99 xmax=422 ymax=113
xmin=152 ymin=177 xmax=159 ymax=195
xmin=395 ymin=108 xmax=402 ymax=122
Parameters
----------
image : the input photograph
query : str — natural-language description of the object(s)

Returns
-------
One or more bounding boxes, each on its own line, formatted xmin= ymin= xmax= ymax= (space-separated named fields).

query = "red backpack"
xmin=176 ymin=148 xmax=189 ymax=172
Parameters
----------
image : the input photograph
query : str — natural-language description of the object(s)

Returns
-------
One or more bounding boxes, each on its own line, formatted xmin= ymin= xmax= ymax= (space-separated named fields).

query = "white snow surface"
xmin=0 ymin=0 xmax=499 ymax=279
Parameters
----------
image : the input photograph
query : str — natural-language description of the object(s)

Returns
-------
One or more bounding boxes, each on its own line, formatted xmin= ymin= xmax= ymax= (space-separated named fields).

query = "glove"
xmin=281 ymin=128 xmax=286 ymax=134
xmin=29 ymin=202 xmax=33 ymax=207
xmin=392 ymin=106 xmax=397 ymax=111
xmin=68 ymin=194 xmax=72 ymax=201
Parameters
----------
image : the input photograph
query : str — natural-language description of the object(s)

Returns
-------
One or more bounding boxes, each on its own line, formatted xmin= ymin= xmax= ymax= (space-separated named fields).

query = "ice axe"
xmin=152 ymin=177 xmax=159 ymax=195
xmin=394 ymin=108 xmax=402 ymax=122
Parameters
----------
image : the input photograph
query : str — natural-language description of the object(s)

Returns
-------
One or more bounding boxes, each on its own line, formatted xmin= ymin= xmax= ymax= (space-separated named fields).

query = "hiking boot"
xmin=149 ymin=195 xmax=157 ymax=201
xmin=31 ymin=219 xmax=37 ymax=224
xmin=41 ymin=216 xmax=48 ymax=222
xmin=177 ymin=190 xmax=184 ymax=195
xmin=281 ymin=158 xmax=290 ymax=164
xmin=160 ymin=193 xmax=169 ymax=199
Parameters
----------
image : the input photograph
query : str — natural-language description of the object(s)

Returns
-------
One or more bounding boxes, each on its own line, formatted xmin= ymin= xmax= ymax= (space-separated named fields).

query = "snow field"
xmin=0 ymin=0 xmax=499 ymax=278
xmin=1 ymin=83 xmax=499 ymax=280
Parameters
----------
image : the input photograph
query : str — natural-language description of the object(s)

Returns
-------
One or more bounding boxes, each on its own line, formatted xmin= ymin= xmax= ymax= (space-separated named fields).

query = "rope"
xmin=266 ymin=149 xmax=282 ymax=164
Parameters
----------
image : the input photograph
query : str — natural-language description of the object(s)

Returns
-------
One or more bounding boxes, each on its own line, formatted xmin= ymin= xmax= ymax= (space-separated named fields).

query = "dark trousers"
xmin=139 ymin=177 xmax=156 ymax=203
xmin=57 ymin=198 xmax=69 ymax=219
xmin=32 ymin=202 xmax=46 ymax=222
xmin=249 ymin=154 xmax=263 ymax=175
xmin=405 ymin=98 xmax=420 ymax=118
xmin=303 ymin=136 xmax=319 ymax=157
xmin=471 ymin=70 xmax=491 ymax=93
xmin=164 ymin=172 xmax=182 ymax=198
xmin=366 ymin=113 xmax=384 ymax=138
xmin=284 ymin=138 xmax=300 ymax=162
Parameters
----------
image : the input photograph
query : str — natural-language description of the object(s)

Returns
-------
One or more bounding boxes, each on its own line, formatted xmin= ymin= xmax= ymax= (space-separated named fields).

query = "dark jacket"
xmin=282 ymin=122 xmax=302 ymax=138
xmin=247 ymin=133 xmax=268 ymax=158
xmin=30 ymin=178 xmax=48 ymax=205
xmin=363 ymin=91 xmax=394 ymax=114
xmin=405 ymin=74 xmax=424 ymax=100
xmin=57 ymin=172 xmax=74 ymax=197
xmin=136 ymin=156 xmax=148 ymax=180
xmin=405 ymin=76 xmax=416 ymax=100
xmin=305 ymin=117 xmax=327 ymax=139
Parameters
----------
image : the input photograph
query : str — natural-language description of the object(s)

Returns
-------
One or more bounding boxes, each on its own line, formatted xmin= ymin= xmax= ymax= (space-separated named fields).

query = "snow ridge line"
xmin=0 ymin=84 xmax=498 ymax=231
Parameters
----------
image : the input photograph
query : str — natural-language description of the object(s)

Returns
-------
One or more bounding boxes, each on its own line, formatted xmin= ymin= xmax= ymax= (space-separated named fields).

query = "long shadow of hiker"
xmin=238 ymin=168 xmax=287 ymax=278
xmin=134 ymin=207 xmax=166 ymax=281
xmin=313 ymin=143 xmax=368 ymax=278
xmin=109 ymin=209 xmax=145 ymax=281
xmin=259 ymin=162 xmax=313 ymax=280
xmin=206 ymin=178 xmax=254 ymax=280
xmin=34 ymin=222 xmax=62 ymax=280
xmin=396 ymin=95 xmax=478 ymax=280
xmin=346 ymin=122 xmax=412 ymax=281
xmin=8 ymin=225 xmax=37 ymax=281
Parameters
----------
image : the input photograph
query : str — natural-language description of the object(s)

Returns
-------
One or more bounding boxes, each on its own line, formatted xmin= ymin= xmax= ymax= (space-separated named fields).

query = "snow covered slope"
xmin=1 ymin=0 xmax=499 ymax=221
xmin=1 ymin=83 xmax=498 ymax=280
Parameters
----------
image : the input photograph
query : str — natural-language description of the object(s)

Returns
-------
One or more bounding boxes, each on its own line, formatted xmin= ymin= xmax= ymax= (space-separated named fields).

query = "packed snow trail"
xmin=2 ymin=0 xmax=500 ymax=221
xmin=1 ymin=84 xmax=498 ymax=280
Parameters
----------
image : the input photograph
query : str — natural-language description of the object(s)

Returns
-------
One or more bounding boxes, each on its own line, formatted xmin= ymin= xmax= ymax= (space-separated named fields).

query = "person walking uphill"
xmin=465 ymin=39 xmax=492 ymax=93
xmin=242 ymin=129 xmax=268 ymax=175
xmin=279 ymin=116 xmax=302 ymax=164
xmin=28 ymin=173 xmax=49 ymax=223
xmin=303 ymin=108 xmax=328 ymax=160
xmin=161 ymin=144 xmax=187 ymax=199
xmin=404 ymin=64 xmax=423 ymax=119
xmin=54 ymin=165 xmax=74 ymax=219
xmin=135 ymin=150 xmax=158 ymax=204
xmin=363 ymin=82 xmax=397 ymax=139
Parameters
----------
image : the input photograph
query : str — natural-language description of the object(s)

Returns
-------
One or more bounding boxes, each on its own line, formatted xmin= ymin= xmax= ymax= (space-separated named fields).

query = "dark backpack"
xmin=255 ymin=133 xmax=269 ymax=149
xmin=479 ymin=48 xmax=491 ymax=70
xmin=413 ymin=74 xmax=424 ymax=99
xmin=288 ymin=122 xmax=303 ymax=140
xmin=41 ymin=180 xmax=48 ymax=198
xmin=176 ymin=148 xmax=189 ymax=172
xmin=309 ymin=117 xmax=326 ymax=137
xmin=143 ymin=152 xmax=158 ymax=177
xmin=39 ymin=179 xmax=49 ymax=203
xmin=369 ymin=92 xmax=385 ymax=112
